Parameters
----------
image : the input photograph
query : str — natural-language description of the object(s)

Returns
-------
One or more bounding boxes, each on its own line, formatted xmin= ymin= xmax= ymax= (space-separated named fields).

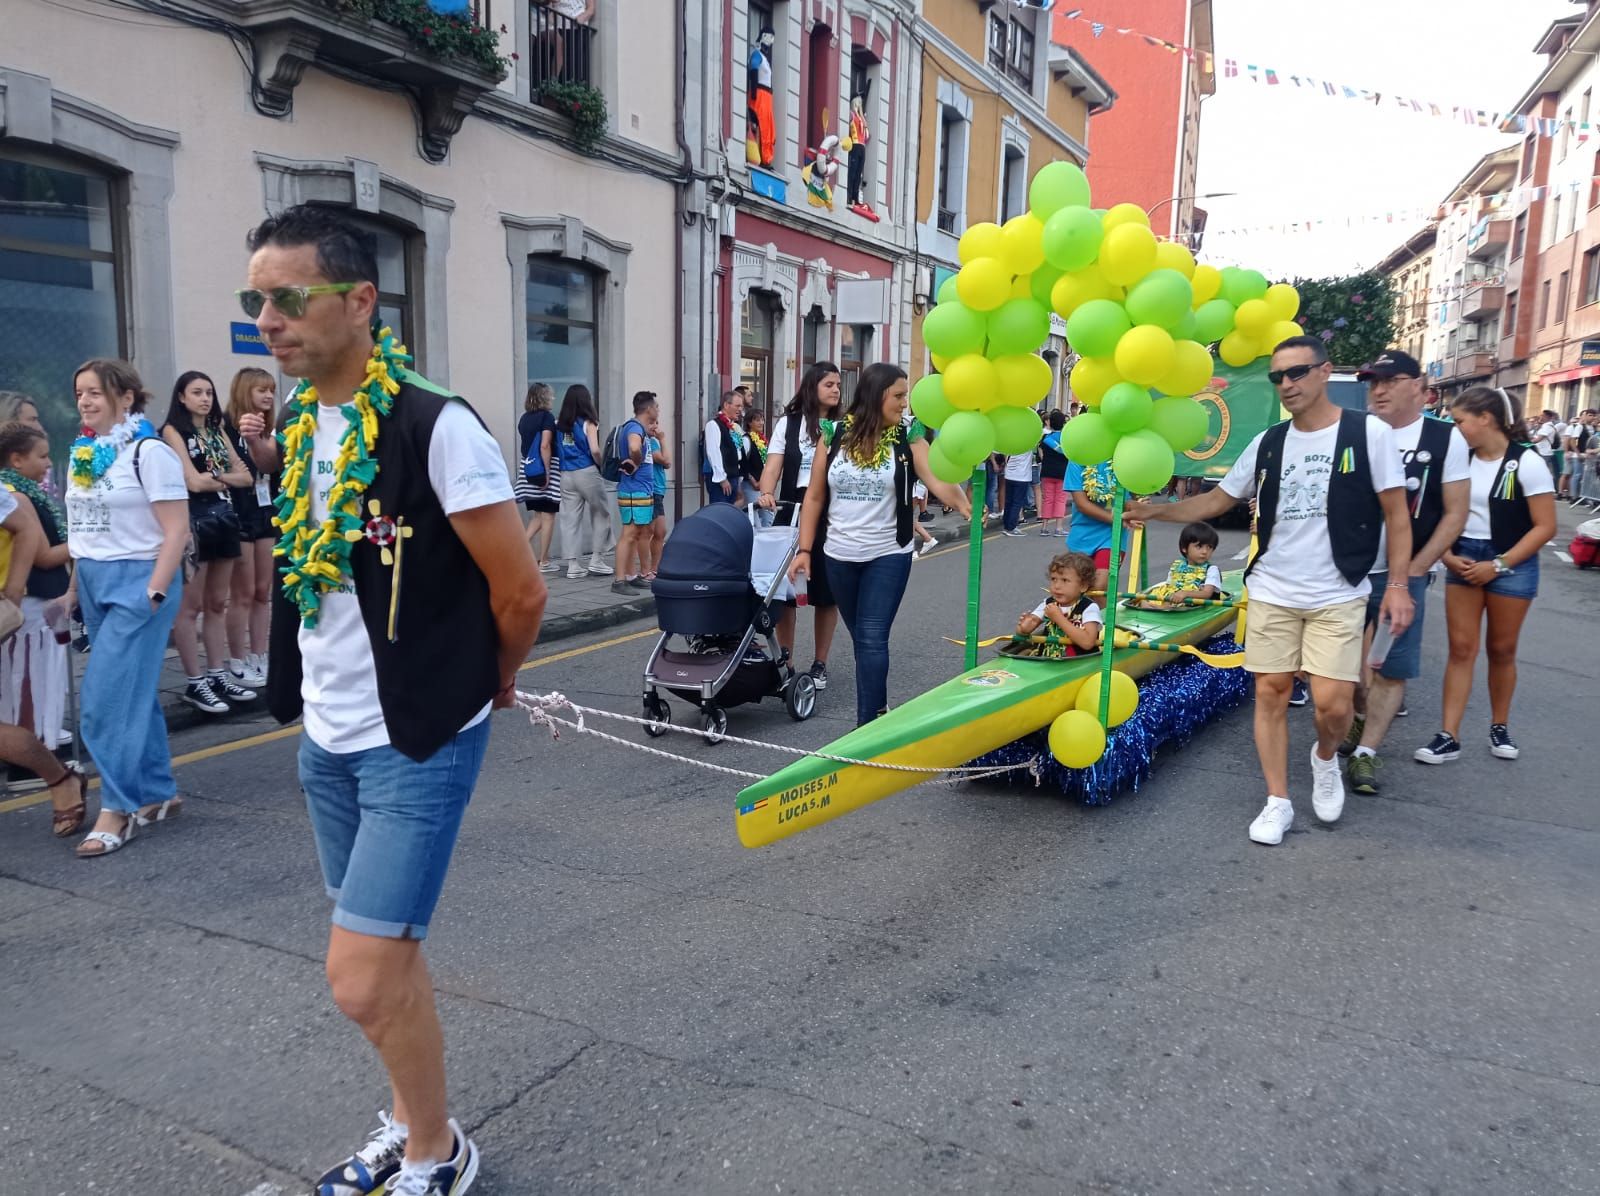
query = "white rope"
xmin=514 ymin=690 xmax=1044 ymax=787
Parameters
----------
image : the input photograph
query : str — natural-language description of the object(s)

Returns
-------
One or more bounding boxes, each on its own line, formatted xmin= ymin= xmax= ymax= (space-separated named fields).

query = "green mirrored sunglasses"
xmin=236 ymin=283 xmax=358 ymax=319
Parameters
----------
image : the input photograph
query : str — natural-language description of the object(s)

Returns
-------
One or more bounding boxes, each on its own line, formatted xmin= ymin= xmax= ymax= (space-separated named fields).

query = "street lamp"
xmin=1145 ymin=191 xmax=1237 ymax=220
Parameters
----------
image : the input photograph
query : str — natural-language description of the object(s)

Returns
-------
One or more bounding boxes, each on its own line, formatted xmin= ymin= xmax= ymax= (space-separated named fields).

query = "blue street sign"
xmin=231 ymin=322 xmax=271 ymax=356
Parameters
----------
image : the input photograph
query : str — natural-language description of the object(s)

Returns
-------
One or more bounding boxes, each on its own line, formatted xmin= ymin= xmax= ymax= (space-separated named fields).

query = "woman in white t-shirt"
xmin=1416 ymin=387 xmax=1556 ymax=767
xmin=787 ymin=364 xmax=971 ymax=725
xmin=64 ymin=360 xmax=191 ymax=858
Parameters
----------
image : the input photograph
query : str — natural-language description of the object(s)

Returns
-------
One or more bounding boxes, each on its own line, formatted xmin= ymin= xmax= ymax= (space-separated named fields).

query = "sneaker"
xmin=208 ymin=672 xmax=257 ymax=703
xmin=1338 ymin=714 xmax=1366 ymax=757
xmin=1489 ymin=724 xmax=1520 ymax=760
xmin=539 ymin=560 xmax=561 ymax=574
xmin=182 ymin=679 xmax=229 ymax=715
xmin=72 ymin=633 xmax=91 ymax=654
xmin=1310 ymin=748 xmax=1345 ymax=823
xmin=249 ymin=651 xmax=269 ymax=682
xmin=1038 ymin=526 xmax=1054 ymax=535
xmin=629 ymin=576 xmax=651 ymax=590
xmin=1002 ymin=528 xmax=1027 ymax=538
xmin=808 ymin=661 xmax=828 ymax=691
xmin=918 ymin=537 xmax=939 ymax=556
xmin=313 ymin=1111 xmax=408 ymax=1195
xmin=228 ymin=657 xmax=267 ymax=687
xmin=1289 ymin=678 xmax=1309 ymax=707
xmin=918 ymin=511 xmax=936 ymax=523
xmin=1395 ymin=703 xmax=1409 ymax=718
xmin=1413 ymin=731 xmax=1461 ymax=764
xmin=385 ymin=1120 xmax=479 ymax=1196
xmin=1248 ymin=797 xmax=1294 ymax=845
xmin=1346 ymin=751 xmax=1382 ymax=795
xmin=586 ymin=556 xmax=614 ymax=576
xmin=610 ymin=580 xmax=636 ymax=596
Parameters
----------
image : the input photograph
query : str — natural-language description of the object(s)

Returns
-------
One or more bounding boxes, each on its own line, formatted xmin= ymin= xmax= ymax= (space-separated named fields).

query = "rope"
xmin=514 ymin=690 xmax=1045 ymax=787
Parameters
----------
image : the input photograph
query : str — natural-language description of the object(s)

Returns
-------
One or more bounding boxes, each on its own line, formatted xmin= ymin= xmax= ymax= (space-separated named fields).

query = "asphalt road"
xmin=2 ymin=513 xmax=1596 ymax=1195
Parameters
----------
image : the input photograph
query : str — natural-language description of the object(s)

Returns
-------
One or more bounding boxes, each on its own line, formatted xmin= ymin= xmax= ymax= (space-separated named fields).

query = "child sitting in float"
xmin=1014 ymin=551 xmax=1102 ymax=659
xmin=1128 ymin=521 xmax=1225 ymax=611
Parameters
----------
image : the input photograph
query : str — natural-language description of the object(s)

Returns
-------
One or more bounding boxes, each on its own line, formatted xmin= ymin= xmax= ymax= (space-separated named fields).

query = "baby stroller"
xmin=644 ymin=504 xmax=818 ymax=743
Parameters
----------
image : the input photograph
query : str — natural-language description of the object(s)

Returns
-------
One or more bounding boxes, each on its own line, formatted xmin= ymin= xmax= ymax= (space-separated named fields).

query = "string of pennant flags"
xmin=1052 ymin=6 xmax=1593 ymax=141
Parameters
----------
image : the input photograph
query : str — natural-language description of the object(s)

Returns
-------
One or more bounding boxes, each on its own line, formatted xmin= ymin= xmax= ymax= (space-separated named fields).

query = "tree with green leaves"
xmin=1289 ymin=270 xmax=1397 ymax=368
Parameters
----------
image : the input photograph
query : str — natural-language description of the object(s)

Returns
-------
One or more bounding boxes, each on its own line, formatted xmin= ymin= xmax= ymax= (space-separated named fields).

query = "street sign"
xmin=1580 ymin=341 xmax=1600 ymax=367
xmin=231 ymin=322 xmax=271 ymax=356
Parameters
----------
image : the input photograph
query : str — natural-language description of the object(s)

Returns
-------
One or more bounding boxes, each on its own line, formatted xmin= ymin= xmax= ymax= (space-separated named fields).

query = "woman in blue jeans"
xmin=788 ymin=363 xmax=971 ymax=725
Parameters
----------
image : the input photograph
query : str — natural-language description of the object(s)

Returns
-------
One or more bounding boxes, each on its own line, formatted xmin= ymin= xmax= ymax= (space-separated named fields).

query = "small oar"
xmin=1110 ymin=628 xmax=1244 ymax=668
xmin=1115 ymin=593 xmax=1246 ymax=610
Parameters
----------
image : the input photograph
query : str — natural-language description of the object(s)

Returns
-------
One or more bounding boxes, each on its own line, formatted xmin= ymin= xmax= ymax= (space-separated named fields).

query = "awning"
xmin=1534 ymin=364 xmax=1600 ymax=385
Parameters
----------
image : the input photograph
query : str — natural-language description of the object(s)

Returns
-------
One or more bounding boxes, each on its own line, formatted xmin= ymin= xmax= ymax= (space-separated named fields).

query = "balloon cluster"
xmin=910 ymin=161 xmax=1302 ymax=495
xmin=1049 ymin=670 xmax=1138 ymax=769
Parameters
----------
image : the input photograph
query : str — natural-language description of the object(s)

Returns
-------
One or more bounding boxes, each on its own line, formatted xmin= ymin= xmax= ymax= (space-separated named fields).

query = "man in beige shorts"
xmin=1128 ymin=336 xmax=1414 ymax=844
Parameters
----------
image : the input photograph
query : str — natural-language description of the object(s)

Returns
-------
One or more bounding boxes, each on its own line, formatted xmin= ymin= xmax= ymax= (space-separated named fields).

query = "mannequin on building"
xmin=844 ymin=94 xmax=879 ymax=222
xmin=802 ymin=135 xmax=841 ymax=209
xmin=747 ymin=28 xmax=777 ymax=168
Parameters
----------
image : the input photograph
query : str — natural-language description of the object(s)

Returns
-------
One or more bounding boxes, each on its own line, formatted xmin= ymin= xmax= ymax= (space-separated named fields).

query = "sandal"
xmin=77 ymin=814 xmax=135 ymax=859
xmin=134 ymin=796 xmax=184 ymax=826
xmin=48 ymin=764 xmax=88 ymax=838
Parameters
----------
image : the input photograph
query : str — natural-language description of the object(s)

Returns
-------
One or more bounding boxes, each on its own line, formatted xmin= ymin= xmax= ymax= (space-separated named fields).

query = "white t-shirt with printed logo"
xmin=1462 ymin=450 xmax=1554 ymax=539
xmin=299 ymin=400 xmax=514 ymax=754
xmin=1222 ymin=415 xmax=1403 ymax=609
xmin=65 ymin=439 xmax=189 ymax=561
xmin=1371 ymin=416 xmax=1471 ymax=574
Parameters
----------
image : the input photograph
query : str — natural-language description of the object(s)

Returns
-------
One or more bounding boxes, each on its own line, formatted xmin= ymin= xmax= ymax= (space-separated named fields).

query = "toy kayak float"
xmin=734 ymin=572 xmax=1245 ymax=847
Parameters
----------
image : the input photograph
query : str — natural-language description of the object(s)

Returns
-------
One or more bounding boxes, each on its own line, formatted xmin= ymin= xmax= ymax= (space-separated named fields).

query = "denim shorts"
xmin=1364 ymin=571 xmax=1432 ymax=681
xmin=298 ymin=719 xmax=491 ymax=940
xmin=1446 ymin=536 xmax=1539 ymax=600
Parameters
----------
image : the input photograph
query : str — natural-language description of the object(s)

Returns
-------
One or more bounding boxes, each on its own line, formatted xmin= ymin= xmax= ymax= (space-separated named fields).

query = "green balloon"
xmin=1170 ymin=310 xmax=1198 ymax=342
xmin=1218 ymin=266 xmax=1261 ymax=307
xmin=1100 ymin=382 xmax=1154 ymax=434
xmin=923 ymin=301 xmax=988 ymax=358
xmin=1029 ymin=264 xmax=1065 ymax=308
xmin=1112 ymin=428 xmax=1175 ymax=495
xmin=939 ymin=410 xmax=996 ymax=466
xmin=1239 ymin=269 xmax=1270 ymax=300
xmin=1193 ymin=299 xmax=1237 ymax=344
xmin=1149 ymin=396 xmax=1209 ymax=452
xmin=1059 ymin=411 xmax=1117 ymax=466
xmin=987 ymin=298 xmax=1052 ymax=357
xmin=989 ymin=405 xmax=1044 ymax=455
xmin=909 ymin=374 xmax=957 ymax=430
xmin=1040 ymin=206 xmax=1103 ymax=271
xmin=1028 ymin=161 xmax=1091 ymax=219
xmin=1066 ymin=298 xmax=1132 ymax=359
xmin=1124 ymin=268 xmax=1194 ymax=330
xmin=927 ymin=438 xmax=969 ymax=485
xmin=936 ymin=275 xmax=961 ymax=305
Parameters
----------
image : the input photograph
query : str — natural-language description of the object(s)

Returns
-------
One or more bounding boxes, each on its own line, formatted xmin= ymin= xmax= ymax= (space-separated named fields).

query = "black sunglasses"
xmin=1267 ymin=363 xmax=1320 ymax=386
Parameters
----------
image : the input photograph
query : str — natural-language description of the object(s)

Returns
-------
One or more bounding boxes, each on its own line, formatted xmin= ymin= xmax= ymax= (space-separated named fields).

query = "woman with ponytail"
xmin=1415 ymin=386 xmax=1556 ymax=766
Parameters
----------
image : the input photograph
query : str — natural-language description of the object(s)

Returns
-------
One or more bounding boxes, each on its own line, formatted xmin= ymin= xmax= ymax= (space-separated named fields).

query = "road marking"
xmin=919 ymin=529 xmax=1003 ymax=561
xmin=0 ymin=627 xmax=658 ymax=815
xmin=1556 ymin=550 xmax=1573 ymax=563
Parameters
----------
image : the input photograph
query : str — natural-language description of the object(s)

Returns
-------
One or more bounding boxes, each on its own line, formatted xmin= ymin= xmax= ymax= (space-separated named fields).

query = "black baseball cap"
xmin=1357 ymin=350 xmax=1421 ymax=380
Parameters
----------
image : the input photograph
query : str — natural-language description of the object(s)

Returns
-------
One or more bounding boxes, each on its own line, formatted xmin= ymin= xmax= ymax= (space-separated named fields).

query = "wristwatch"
xmin=148 ymin=589 xmax=166 ymax=606
xmin=1493 ymin=556 xmax=1513 ymax=576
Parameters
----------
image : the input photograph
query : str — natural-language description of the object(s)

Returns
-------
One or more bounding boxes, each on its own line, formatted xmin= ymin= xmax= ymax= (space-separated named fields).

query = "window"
xmin=740 ymin=290 xmax=778 ymax=424
xmin=1560 ymin=108 xmax=1573 ymax=161
xmin=840 ymin=323 xmax=872 ymax=402
xmin=1551 ymin=194 xmax=1563 ymax=246
xmin=936 ymin=104 xmax=967 ymax=233
xmin=1539 ymin=279 xmax=1552 ymax=328
xmin=986 ymin=14 xmax=1035 ymax=86
xmin=1558 ymin=269 xmax=1571 ymax=315
xmin=1001 ymin=145 xmax=1026 ymax=222
xmin=804 ymin=24 xmax=832 ymax=158
xmin=529 ymin=0 xmax=595 ymax=87
xmin=1512 ymin=212 xmax=1527 ymax=259
xmin=987 ymin=14 xmax=1008 ymax=71
xmin=1505 ymin=289 xmax=1518 ymax=334
xmin=1583 ymin=247 xmax=1600 ymax=306
xmin=747 ymin=1 xmax=783 ymax=167
xmin=344 ymin=213 xmax=416 ymax=352
xmin=0 ymin=151 xmax=123 ymax=466
xmin=526 ymin=257 xmax=598 ymax=396
xmin=1521 ymin=135 xmax=1536 ymax=180
xmin=801 ymin=305 xmax=827 ymax=374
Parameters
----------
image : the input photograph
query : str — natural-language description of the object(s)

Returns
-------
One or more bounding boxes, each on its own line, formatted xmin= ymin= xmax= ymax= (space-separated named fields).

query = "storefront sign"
xmin=1580 ymin=341 xmax=1600 ymax=367
xmin=231 ymin=322 xmax=271 ymax=356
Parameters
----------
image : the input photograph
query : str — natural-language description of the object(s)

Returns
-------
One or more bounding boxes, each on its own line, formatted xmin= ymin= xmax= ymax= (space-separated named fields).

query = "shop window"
xmin=840 ymin=323 xmax=872 ymax=402
xmin=740 ymin=289 xmax=779 ymax=423
xmin=526 ymin=256 xmax=599 ymax=396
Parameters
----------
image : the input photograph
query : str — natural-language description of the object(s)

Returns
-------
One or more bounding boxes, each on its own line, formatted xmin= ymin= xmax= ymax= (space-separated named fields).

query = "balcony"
xmin=1460 ymin=285 xmax=1505 ymax=322
xmin=1466 ymin=217 xmax=1510 ymax=261
xmin=1445 ymin=350 xmax=1496 ymax=380
xmin=529 ymin=3 xmax=595 ymax=89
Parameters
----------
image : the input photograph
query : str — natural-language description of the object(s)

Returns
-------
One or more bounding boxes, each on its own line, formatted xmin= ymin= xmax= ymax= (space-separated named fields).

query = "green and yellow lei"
xmin=273 ymin=329 xmax=406 ymax=627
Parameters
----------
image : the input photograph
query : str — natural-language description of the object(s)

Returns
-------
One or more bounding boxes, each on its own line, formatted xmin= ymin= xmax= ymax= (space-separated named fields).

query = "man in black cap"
xmin=1340 ymin=350 xmax=1469 ymax=793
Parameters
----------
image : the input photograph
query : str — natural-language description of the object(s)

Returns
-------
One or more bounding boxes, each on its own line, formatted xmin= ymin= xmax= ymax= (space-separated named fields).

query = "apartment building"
xmin=1374 ymin=226 xmax=1437 ymax=371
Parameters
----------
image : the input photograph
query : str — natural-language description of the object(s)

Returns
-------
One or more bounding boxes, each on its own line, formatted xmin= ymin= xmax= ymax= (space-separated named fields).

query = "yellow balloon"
xmin=1219 ymin=331 xmax=1259 ymax=368
xmin=1190 ymin=264 xmax=1222 ymax=307
xmin=1010 ymin=274 xmax=1034 ymax=300
xmin=1098 ymin=223 xmax=1159 ymax=287
xmin=1153 ymin=241 xmax=1197 ymax=279
xmin=1101 ymin=202 xmax=1152 ymax=232
xmin=1070 ymin=355 xmax=1121 ymax=406
xmin=1114 ymin=324 xmax=1177 ymax=386
xmin=1050 ymin=267 xmax=1115 ymax=317
xmin=993 ymin=353 xmax=1054 ymax=407
xmin=1265 ymin=282 xmax=1301 ymax=322
xmin=1000 ymin=213 xmax=1047 ymax=275
xmin=943 ymin=353 xmax=999 ymax=410
xmin=957 ymin=221 xmax=1005 ymax=265
xmin=1048 ymin=709 xmax=1107 ymax=768
xmin=1234 ymin=298 xmax=1273 ymax=338
xmin=1154 ymin=339 xmax=1215 ymax=397
xmin=1267 ymin=320 xmax=1305 ymax=350
xmin=956 ymin=257 xmax=1013 ymax=312
xmin=1074 ymin=670 xmax=1139 ymax=727
xmin=930 ymin=352 xmax=951 ymax=373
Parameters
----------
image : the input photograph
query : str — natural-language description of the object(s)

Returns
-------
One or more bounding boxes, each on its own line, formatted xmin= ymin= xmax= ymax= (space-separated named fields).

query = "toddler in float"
xmin=1128 ymin=521 xmax=1225 ymax=611
xmin=1015 ymin=551 xmax=1102 ymax=659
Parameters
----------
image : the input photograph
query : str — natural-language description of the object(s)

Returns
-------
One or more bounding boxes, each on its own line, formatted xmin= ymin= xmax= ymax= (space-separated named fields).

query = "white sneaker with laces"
xmin=386 ymin=1120 xmax=479 ymax=1195
xmin=1310 ymin=747 xmax=1345 ymax=823
xmin=1248 ymin=797 xmax=1294 ymax=845
xmin=310 ymin=1110 xmax=408 ymax=1195
xmin=228 ymin=657 xmax=267 ymax=687
xmin=587 ymin=554 xmax=614 ymax=576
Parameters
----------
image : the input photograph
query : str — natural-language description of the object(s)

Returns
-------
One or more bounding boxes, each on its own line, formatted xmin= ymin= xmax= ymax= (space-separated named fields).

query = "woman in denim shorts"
xmin=1417 ymin=387 xmax=1557 ymax=766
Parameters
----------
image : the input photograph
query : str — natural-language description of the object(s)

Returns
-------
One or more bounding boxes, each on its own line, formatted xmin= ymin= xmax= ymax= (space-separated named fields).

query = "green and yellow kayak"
xmin=734 ymin=572 xmax=1245 ymax=847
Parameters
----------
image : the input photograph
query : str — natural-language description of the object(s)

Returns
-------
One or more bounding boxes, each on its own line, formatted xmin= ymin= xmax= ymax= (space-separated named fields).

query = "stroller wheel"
xmin=701 ymin=706 xmax=729 ymax=745
xmin=643 ymin=694 xmax=671 ymax=738
xmin=784 ymin=672 xmax=817 ymax=721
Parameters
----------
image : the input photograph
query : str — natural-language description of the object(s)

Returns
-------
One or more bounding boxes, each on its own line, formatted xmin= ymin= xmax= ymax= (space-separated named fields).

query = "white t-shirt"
xmin=299 ymin=401 xmax=514 ymax=754
xmin=826 ymin=449 xmax=910 ymax=561
xmin=1371 ymin=417 xmax=1472 ymax=573
xmin=0 ymin=486 xmax=15 ymax=524
xmin=65 ymin=439 xmax=188 ymax=561
xmin=1004 ymin=452 xmax=1035 ymax=482
xmin=768 ymin=415 xmax=822 ymax=483
xmin=1462 ymin=450 xmax=1554 ymax=539
xmin=1222 ymin=415 xmax=1403 ymax=609
xmin=1031 ymin=597 xmax=1102 ymax=625
xmin=1532 ymin=421 xmax=1558 ymax=457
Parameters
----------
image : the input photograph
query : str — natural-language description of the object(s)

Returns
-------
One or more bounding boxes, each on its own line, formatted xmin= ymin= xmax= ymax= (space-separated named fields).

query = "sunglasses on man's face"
xmin=235 ymin=283 xmax=358 ymax=319
xmin=1268 ymin=363 xmax=1320 ymax=387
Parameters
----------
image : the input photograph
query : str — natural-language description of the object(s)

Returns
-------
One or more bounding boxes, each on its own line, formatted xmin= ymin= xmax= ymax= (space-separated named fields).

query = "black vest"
xmin=1249 ymin=410 xmax=1384 ymax=587
xmin=267 ymin=374 xmax=501 ymax=762
xmin=1486 ymin=442 xmax=1537 ymax=554
xmin=705 ymin=415 xmax=741 ymax=481
xmin=1400 ymin=416 xmax=1455 ymax=557
xmin=824 ymin=422 xmax=915 ymax=548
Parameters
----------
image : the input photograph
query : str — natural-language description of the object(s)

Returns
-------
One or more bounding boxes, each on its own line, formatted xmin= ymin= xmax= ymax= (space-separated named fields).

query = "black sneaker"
xmin=1395 ymin=703 xmax=1409 ymax=717
xmin=182 ymin=679 xmax=229 ymax=715
xmin=1489 ymin=724 xmax=1520 ymax=760
xmin=809 ymin=661 xmax=828 ymax=691
xmin=312 ymin=1111 xmax=407 ymax=1195
xmin=208 ymin=672 xmax=257 ymax=703
xmin=1289 ymin=678 xmax=1309 ymax=707
xmin=1413 ymin=731 xmax=1461 ymax=765
xmin=384 ymin=1119 xmax=479 ymax=1195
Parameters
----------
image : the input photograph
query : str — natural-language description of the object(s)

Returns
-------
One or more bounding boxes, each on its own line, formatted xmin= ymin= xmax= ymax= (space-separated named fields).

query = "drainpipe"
xmin=673 ymin=0 xmax=694 ymax=522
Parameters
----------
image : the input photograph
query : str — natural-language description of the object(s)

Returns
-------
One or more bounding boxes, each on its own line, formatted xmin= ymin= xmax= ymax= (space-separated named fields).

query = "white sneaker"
xmin=228 ymin=657 xmax=267 ymax=687
xmin=248 ymin=651 xmax=269 ymax=682
xmin=587 ymin=555 xmax=614 ymax=576
xmin=1310 ymin=747 xmax=1345 ymax=823
xmin=1248 ymin=797 xmax=1294 ymax=845
xmin=918 ymin=537 xmax=939 ymax=556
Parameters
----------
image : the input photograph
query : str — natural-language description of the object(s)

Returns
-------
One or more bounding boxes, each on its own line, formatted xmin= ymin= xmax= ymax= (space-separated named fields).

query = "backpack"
xmin=599 ymin=424 xmax=624 ymax=482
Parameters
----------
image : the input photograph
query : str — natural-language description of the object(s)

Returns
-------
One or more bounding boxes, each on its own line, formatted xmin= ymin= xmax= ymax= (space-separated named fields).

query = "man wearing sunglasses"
xmin=1128 ymin=335 xmax=1414 ymax=846
xmin=244 ymin=205 xmax=545 ymax=1196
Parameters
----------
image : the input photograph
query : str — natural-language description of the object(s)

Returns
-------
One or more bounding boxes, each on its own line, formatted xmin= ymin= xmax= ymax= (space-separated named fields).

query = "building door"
xmin=740 ymin=290 xmax=778 ymax=423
